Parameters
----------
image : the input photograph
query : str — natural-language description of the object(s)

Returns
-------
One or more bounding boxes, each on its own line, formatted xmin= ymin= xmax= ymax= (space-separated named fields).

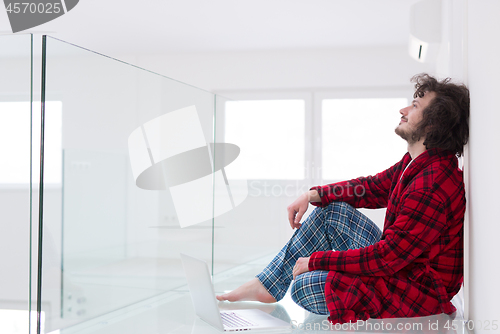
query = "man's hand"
xmin=287 ymin=190 xmax=320 ymax=229
xmin=293 ymin=257 xmax=311 ymax=280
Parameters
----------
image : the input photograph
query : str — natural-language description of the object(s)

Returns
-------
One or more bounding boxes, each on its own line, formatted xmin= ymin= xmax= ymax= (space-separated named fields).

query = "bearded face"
xmin=395 ymin=92 xmax=436 ymax=144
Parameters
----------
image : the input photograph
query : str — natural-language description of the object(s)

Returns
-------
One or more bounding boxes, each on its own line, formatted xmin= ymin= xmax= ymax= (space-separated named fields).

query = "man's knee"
xmin=290 ymin=274 xmax=316 ymax=306
xmin=290 ymin=274 xmax=329 ymax=315
xmin=327 ymin=201 xmax=353 ymax=212
xmin=290 ymin=275 xmax=306 ymax=305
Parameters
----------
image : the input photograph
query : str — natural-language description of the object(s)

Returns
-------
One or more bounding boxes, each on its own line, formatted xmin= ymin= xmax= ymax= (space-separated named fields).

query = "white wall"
xmin=132 ymin=45 xmax=434 ymax=92
xmin=435 ymin=0 xmax=466 ymax=80
xmin=467 ymin=0 xmax=500 ymax=331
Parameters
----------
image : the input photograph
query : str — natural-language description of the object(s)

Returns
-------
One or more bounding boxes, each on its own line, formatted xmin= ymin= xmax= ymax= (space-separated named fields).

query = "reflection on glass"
xmin=322 ymin=98 xmax=408 ymax=180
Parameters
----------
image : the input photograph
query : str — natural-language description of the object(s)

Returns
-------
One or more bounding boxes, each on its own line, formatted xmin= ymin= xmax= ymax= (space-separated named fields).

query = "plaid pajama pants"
xmin=256 ymin=202 xmax=382 ymax=315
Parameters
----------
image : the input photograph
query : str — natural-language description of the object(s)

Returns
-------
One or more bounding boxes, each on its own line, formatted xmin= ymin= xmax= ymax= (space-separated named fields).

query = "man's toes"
xmin=216 ymin=294 xmax=228 ymax=301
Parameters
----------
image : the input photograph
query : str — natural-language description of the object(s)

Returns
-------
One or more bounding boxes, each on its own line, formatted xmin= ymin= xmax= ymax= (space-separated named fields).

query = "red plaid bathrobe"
xmin=309 ymin=148 xmax=465 ymax=324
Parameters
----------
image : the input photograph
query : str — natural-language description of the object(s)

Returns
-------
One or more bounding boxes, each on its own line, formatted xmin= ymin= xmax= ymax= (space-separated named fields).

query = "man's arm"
xmin=308 ymin=190 xmax=448 ymax=276
xmin=287 ymin=156 xmax=406 ymax=229
xmin=310 ymin=156 xmax=406 ymax=209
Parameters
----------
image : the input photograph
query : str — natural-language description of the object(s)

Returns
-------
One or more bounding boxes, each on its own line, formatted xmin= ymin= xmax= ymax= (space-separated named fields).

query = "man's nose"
xmin=400 ymin=106 xmax=410 ymax=115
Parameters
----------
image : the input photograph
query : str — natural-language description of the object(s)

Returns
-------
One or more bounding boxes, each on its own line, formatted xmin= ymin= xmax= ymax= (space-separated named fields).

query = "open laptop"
xmin=181 ymin=253 xmax=291 ymax=332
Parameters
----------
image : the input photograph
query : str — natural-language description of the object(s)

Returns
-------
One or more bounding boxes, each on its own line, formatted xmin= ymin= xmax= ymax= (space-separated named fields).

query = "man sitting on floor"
xmin=216 ymin=73 xmax=470 ymax=324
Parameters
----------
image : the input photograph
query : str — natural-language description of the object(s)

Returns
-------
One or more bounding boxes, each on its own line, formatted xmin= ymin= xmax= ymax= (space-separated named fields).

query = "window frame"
xmin=215 ymin=87 xmax=414 ymax=196
xmin=215 ymin=91 xmax=313 ymax=189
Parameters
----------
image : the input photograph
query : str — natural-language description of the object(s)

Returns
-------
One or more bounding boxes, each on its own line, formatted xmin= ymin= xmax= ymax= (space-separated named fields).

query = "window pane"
xmin=322 ymin=98 xmax=408 ymax=180
xmin=225 ymin=100 xmax=304 ymax=179
xmin=0 ymin=101 xmax=62 ymax=184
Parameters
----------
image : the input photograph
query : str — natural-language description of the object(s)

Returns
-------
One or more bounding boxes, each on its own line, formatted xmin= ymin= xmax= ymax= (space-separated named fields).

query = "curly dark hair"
xmin=411 ymin=73 xmax=470 ymax=156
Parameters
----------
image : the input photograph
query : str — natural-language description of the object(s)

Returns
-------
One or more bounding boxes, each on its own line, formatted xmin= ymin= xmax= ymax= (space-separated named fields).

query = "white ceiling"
xmin=0 ymin=0 xmax=420 ymax=56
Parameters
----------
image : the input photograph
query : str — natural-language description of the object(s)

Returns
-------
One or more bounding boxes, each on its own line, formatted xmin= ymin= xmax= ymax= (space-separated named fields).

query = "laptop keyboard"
xmin=221 ymin=312 xmax=257 ymax=328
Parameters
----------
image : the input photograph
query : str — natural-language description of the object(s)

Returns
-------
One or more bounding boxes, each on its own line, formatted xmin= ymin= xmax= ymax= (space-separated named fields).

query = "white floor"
xmin=46 ymin=255 xmax=470 ymax=334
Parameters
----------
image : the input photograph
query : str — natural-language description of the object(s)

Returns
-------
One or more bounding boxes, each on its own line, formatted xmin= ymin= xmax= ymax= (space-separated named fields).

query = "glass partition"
xmin=34 ymin=36 xmax=303 ymax=333
xmin=39 ymin=36 xmax=217 ymax=332
xmin=0 ymin=34 xmax=35 ymax=333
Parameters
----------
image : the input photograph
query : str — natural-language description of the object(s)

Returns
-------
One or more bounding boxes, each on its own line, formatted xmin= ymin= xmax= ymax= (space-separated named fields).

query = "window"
xmin=224 ymin=99 xmax=305 ymax=180
xmin=0 ymin=101 xmax=62 ymax=184
xmin=322 ymin=98 xmax=408 ymax=181
xmin=221 ymin=91 xmax=411 ymax=188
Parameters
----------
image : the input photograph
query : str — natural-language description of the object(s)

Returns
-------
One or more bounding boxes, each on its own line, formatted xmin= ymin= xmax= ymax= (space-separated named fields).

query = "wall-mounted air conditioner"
xmin=409 ymin=0 xmax=442 ymax=63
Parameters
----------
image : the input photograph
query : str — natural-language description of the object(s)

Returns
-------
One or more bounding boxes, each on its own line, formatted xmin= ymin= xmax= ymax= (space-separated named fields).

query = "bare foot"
xmin=216 ymin=278 xmax=277 ymax=303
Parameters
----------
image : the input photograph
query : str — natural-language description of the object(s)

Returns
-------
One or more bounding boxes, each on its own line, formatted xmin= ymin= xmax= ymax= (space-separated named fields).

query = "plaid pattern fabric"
xmin=309 ymin=148 xmax=465 ymax=324
xmin=256 ymin=202 xmax=382 ymax=310
xmin=327 ymin=202 xmax=382 ymax=251
xmin=290 ymin=270 xmax=330 ymax=315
